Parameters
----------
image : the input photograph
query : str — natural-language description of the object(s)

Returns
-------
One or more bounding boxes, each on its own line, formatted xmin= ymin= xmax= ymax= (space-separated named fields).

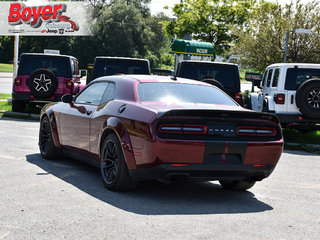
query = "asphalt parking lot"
xmin=0 ymin=117 xmax=319 ymax=240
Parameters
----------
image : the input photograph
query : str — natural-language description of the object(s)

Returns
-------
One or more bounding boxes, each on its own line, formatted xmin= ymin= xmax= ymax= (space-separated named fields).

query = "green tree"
xmin=163 ymin=0 xmax=255 ymax=58
xmin=91 ymin=0 xmax=172 ymax=69
xmin=0 ymin=0 xmax=173 ymax=70
xmin=231 ymin=0 xmax=320 ymax=71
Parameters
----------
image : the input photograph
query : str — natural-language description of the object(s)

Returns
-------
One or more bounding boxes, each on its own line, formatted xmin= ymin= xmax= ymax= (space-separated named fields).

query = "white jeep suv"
xmin=250 ymin=63 xmax=320 ymax=132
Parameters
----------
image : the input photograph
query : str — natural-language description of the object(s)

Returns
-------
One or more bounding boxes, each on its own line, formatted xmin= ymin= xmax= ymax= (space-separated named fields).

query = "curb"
xmin=0 ymin=110 xmax=40 ymax=120
xmin=284 ymin=142 xmax=320 ymax=154
xmin=285 ymin=142 xmax=320 ymax=148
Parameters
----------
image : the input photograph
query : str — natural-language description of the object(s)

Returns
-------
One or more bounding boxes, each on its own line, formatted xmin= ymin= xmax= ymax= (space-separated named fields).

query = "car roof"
xmin=267 ymin=63 xmax=320 ymax=68
xmin=95 ymin=56 xmax=149 ymax=62
xmin=180 ymin=60 xmax=238 ymax=67
xmin=21 ymin=53 xmax=74 ymax=59
xmin=93 ymin=74 xmax=211 ymax=86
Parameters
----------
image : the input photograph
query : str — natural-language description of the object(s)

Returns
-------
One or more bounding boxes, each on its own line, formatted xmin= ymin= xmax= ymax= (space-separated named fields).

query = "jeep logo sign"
xmin=196 ymin=48 xmax=208 ymax=54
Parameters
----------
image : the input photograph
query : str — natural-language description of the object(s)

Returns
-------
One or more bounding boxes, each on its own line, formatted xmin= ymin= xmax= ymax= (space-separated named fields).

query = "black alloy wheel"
xmin=296 ymin=79 xmax=320 ymax=118
xmin=39 ymin=116 xmax=62 ymax=159
xmin=100 ymin=133 xmax=137 ymax=191
xmin=28 ymin=69 xmax=58 ymax=99
xmin=101 ymin=138 xmax=118 ymax=185
xmin=307 ymin=88 xmax=320 ymax=109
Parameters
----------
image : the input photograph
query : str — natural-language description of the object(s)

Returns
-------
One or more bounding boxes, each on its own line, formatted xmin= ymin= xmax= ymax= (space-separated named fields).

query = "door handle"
xmin=86 ymin=110 xmax=92 ymax=115
xmin=118 ymin=104 xmax=126 ymax=114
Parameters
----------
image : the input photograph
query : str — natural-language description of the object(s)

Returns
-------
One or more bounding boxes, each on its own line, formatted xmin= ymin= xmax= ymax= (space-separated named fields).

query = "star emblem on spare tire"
xmin=33 ymin=74 xmax=52 ymax=92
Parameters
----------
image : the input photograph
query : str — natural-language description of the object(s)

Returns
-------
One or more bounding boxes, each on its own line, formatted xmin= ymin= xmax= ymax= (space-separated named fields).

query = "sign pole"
xmin=13 ymin=0 xmax=21 ymax=79
xmin=13 ymin=35 xmax=19 ymax=79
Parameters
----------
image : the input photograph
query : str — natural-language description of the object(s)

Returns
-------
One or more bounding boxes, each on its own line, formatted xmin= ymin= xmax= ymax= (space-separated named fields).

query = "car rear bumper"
xmin=277 ymin=114 xmax=320 ymax=124
xmin=129 ymin=163 xmax=275 ymax=182
xmin=12 ymin=92 xmax=64 ymax=103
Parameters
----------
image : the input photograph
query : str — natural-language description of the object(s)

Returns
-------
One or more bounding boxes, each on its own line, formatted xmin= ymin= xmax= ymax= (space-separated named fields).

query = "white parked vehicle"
xmin=250 ymin=63 xmax=320 ymax=132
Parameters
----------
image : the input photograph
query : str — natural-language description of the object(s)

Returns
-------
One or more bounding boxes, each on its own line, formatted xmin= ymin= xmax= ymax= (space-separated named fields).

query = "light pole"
xmin=284 ymin=28 xmax=311 ymax=63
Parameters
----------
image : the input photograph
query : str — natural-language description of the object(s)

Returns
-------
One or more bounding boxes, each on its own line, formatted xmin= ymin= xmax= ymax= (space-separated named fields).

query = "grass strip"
xmin=283 ymin=128 xmax=320 ymax=144
xmin=0 ymin=93 xmax=11 ymax=99
xmin=0 ymin=101 xmax=42 ymax=114
xmin=0 ymin=63 xmax=13 ymax=73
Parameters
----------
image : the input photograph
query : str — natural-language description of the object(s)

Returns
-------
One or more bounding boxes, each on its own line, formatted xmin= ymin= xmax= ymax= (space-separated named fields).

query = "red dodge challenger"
xmin=39 ymin=75 xmax=283 ymax=191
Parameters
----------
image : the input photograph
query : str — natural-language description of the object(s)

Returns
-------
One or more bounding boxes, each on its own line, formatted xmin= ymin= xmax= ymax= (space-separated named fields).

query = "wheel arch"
xmin=40 ymin=110 xmax=61 ymax=148
xmin=99 ymin=117 xmax=137 ymax=170
xmin=249 ymin=92 xmax=261 ymax=112
xmin=265 ymin=96 xmax=275 ymax=112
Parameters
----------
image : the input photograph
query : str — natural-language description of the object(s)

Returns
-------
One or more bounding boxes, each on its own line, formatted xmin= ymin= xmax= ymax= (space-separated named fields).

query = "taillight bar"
xmin=159 ymin=124 xmax=183 ymax=133
xmin=236 ymin=126 xmax=276 ymax=136
xmin=183 ymin=124 xmax=207 ymax=134
xmin=159 ymin=124 xmax=207 ymax=134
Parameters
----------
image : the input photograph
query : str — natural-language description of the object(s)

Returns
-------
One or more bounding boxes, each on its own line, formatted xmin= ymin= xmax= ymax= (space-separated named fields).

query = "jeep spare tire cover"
xmin=295 ymin=78 xmax=320 ymax=118
xmin=27 ymin=69 xmax=58 ymax=99
xmin=201 ymin=78 xmax=225 ymax=91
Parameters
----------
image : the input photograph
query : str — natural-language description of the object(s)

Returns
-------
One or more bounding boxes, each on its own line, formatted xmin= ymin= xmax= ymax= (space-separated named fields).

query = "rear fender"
xmin=99 ymin=117 xmax=137 ymax=170
xmin=249 ymin=92 xmax=263 ymax=112
xmin=265 ymin=95 xmax=275 ymax=111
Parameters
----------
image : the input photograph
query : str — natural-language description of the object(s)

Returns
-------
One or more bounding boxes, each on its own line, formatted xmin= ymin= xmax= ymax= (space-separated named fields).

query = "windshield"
xmin=18 ymin=55 xmax=70 ymax=77
xmin=137 ymin=82 xmax=237 ymax=106
xmin=177 ymin=63 xmax=238 ymax=89
xmin=95 ymin=59 xmax=150 ymax=78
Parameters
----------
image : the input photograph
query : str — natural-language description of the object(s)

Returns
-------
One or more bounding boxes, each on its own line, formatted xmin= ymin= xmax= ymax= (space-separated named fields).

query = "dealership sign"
xmin=0 ymin=1 xmax=90 ymax=36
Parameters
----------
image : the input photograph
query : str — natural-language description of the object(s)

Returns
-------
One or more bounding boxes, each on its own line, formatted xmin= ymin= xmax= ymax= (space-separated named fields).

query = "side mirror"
xmin=80 ymin=70 xmax=87 ymax=78
xmin=61 ymin=94 xmax=73 ymax=103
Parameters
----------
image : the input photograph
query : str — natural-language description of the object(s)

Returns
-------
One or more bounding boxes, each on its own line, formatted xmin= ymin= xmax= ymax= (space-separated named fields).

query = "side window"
xmin=262 ymin=70 xmax=268 ymax=87
xmin=75 ymin=82 xmax=108 ymax=105
xmin=71 ymin=59 xmax=79 ymax=76
xmin=272 ymin=68 xmax=280 ymax=87
xmin=100 ymin=83 xmax=115 ymax=104
xmin=267 ymin=69 xmax=274 ymax=87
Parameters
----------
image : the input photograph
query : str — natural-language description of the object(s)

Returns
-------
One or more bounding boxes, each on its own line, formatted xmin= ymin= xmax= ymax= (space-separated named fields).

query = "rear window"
xmin=137 ymin=83 xmax=237 ymax=106
xmin=177 ymin=63 xmax=238 ymax=89
xmin=285 ymin=68 xmax=320 ymax=90
xmin=95 ymin=59 xmax=150 ymax=78
xmin=18 ymin=55 xmax=70 ymax=77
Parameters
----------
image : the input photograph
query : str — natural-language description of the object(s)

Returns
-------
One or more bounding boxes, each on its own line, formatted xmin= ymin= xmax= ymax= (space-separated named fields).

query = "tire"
xmin=27 ymin=69 xmax=58 ymax=99
xmin=262 ymin=99 xmax=269 ymax=112
xmin=219 ymin=180 xmax=256 ymax=191
xmin=12 ymin=100 xmax=26 ymax=112
xmin=201 ymin=78 xmax=225 ymax=90
xmin=100 ymin=133 xmax=138 ymax=191
xmin=247 ymin=95 xmax=252 ymax=110
xmin=296 ymin=79 xmax=320 ymax=118
xmin=39 ymin=116 xmax=62 ymax=160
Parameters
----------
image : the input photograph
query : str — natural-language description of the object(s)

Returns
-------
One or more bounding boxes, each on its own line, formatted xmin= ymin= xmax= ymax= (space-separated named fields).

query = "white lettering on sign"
xmin=196 ymin=48 xmax=208 ymax=54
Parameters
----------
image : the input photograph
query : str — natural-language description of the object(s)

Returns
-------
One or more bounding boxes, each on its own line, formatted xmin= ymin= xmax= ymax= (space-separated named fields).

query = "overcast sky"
xmin=149 ymin=0 xmax=315 ymax=17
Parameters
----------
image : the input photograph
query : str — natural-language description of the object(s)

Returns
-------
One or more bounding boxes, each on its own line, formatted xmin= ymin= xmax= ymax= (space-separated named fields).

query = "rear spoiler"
xmin=158 ymin=109 xmax=280 ymax=124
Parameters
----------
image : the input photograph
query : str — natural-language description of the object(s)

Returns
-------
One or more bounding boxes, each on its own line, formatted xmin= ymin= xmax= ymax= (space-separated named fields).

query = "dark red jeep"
xmin=12 ymin=53 xmax=86 ymax=112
